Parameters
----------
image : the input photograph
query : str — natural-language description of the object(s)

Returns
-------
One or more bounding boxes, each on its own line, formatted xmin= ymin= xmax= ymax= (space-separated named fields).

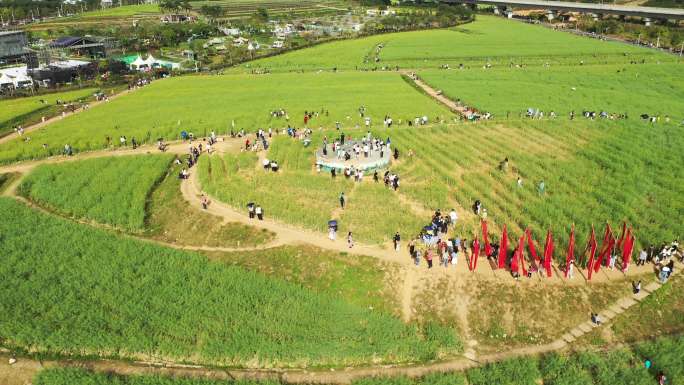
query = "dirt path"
xmin=402 ymin=72 xmax=471 ymax=117
xmin=0 ymin=138 xmax=659 ymax=286
xmin=0 ymin=86 xmax=142 ymax=146
xmin=400 ymin=267 xmax=416 ymax=322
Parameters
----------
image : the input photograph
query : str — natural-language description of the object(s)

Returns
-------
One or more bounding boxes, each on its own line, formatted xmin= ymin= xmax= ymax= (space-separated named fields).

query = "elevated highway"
xmin=442 ymin=0 xmax=684 ymax=21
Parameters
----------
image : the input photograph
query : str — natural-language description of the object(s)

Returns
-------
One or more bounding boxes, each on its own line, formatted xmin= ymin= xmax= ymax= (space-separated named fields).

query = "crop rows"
xmin=19 ymin=155 xmax=174 ymax=231
xmin=34 ymin=334 xmax=684 ymax=384
xmin=0 ymin=198 xmax=459 ymax=367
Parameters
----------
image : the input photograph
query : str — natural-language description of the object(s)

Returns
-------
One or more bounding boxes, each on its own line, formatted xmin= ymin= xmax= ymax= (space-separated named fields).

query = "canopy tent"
xmin=0 ymin=73 xmax=12 ymax=85
xmin=131 ymin=55 xmax=147 ymax=68
xmin=143 ymin=55 xmax=157 ymax=67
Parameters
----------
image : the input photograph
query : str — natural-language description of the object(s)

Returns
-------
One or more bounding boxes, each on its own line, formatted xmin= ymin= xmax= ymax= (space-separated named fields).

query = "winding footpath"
xmin=0 ymin=137 xmax=680 ymax=384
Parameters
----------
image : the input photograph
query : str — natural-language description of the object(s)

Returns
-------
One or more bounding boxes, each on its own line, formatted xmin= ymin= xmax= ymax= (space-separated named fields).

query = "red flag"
xmin=587 ymin=226 xmax=597 ymax=281
xmin=519 ymin=235 xmax=528 ymax=277
xmin=472 ymin=237 xmax=480 ymax=271
xmin=565 ymin=226 xmax=575 ymax=278
xmin=621 ymin=229 xmax=635 ymax=272
xmin=594 ymin=225 xmax=615 ymax=273
xmin=543 ymin=230 xmax=554 ymax=277
xmin=482 ymin=220 xmax=492 ymax=257
xmin=498 ymin=225 xmax=508 ymax=269
xmin=511 ymin=235 xmax=522 ymax=275
xmin=594 ymin=223 xmax=613 ymax=271
xmin=525 ymin=228 xmax=540 ymax=264
xmin=616 ymin=221 xmax=627 ymax=251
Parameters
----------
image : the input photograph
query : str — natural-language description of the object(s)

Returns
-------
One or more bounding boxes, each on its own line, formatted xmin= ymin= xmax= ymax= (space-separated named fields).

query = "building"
xmin=0 ymin=31 xmax=28 ymax=62
xmin=50 ymin=36 xmax=108 ymax=58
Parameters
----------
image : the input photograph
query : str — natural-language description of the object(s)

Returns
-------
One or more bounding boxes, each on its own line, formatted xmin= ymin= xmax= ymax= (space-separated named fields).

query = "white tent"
xmin=0 ymin=73 xmax=13 ymax=86
xmin=143 ymin=55 xmax=157 ymax=67
xmin=131 ymin=55 xmax=147 ymax=69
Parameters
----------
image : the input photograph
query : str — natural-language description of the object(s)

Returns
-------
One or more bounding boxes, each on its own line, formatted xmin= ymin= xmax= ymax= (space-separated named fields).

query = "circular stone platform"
xmin=315 ymin=139 xmax=391 ymax=171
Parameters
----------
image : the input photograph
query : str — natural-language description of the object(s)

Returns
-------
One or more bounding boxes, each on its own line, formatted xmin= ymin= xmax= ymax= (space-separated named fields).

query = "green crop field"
xmin=238 ymin=15 xmax=667 ymax=73
xmin=418 ymin=63 xmax=684 ymax=119
xmin=71 ymin=4 xmax=161 ymax=18
xmin=19 ymin=155 xmax=173 ymax=231
xmin=147 ymin=161 xmax=277 ymax=247
xmin=0 ymin=198 xmax=460 ymax=367
xmin=33 ymin=334 xmax=684 ymax=384
xmin=0 ymin=72 xmax=451 ymax=164
xmin=0 ymin=88 xmax=96 ymax=137
xmin=199 ymin=116 xmax=683 ymax=250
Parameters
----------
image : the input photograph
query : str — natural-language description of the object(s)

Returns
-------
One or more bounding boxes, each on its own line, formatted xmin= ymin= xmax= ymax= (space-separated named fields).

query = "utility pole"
xmin=656 ymin=34 xmax=660 ymax=49
xmin=680 ymin=41 xmax=683 ymax=57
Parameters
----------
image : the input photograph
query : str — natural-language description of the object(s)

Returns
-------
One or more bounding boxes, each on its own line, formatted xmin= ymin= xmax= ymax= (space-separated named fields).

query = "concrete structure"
xmin=0 ymin=31 xmax=28 ymax=61
xmin=442 ymin=0 xmax=684 ymax=21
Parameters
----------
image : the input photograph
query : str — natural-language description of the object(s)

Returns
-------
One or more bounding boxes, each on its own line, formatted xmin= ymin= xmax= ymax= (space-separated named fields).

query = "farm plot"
xmin=190 ymin=0 xmax=349 ymax=18
xmin=0 ymin=72 xmax=451 ymax=164
xmin=198 ymin=133 xmax=427 ymax=244
xmin=26 ymin=5 xmax=161 ymax=30
xmin=19 ymin=155 xmax=173 ymax=231
xmin=0 ymin=88 xmax=96 ymax=137
xmin=203 ymin=114 xmax=683 ymax=254
xmin=418 ymin=63 xmax=684 ymax=119
xmin=239 ymin=15 xmax=664 ymax=73
xmin=34 ymin=337 xmax=682 ymax=385
xmin=147 ymin=161 xmax=276 ymax=248
xmin=373 ymin=118 xmax=684 ymax=251
xmin=0 ymin=198 xmax=460 ymax=367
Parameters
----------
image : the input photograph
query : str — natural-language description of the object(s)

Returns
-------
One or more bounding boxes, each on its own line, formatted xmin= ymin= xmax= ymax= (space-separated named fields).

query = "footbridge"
xmin=442 ymin=0 xmax=684 ymax=22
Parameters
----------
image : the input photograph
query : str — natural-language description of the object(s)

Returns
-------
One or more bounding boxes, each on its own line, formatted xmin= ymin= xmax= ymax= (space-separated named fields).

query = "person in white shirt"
xmin=449 ymin=209 xmax=458 ymax=228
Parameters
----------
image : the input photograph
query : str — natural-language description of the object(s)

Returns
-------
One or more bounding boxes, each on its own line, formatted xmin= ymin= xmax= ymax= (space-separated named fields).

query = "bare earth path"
xmin=0 ymin=137 xmax=679 ymax=384
xmin=402 ymin=72 xmax=470 ymax=117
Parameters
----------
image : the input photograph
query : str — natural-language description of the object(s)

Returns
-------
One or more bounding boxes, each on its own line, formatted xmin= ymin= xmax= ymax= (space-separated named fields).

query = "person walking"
xmin=426 ymin=249 xmax=434 ymax=269
xmin=638 ymin=249 xmax=648 ymax=266
xmin=339 ymin=192 xmax=346 ymax=209
xmin=347 ymin=232 xmax=354 ymax=249
xmin=256 ymin=205 xmax=264 ymax=220
xmin=248 ymin=203 xmax=255 ymax=219
xmin=393 ymin=232 xmax=401 ymax=252
xmin=633 ymin=280 xmax=641 ymax=294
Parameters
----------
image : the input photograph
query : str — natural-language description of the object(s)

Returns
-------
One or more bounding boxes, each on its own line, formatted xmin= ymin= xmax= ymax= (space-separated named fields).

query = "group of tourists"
xmin=408 ymin=209 xmax=463 ymax=268
xmin=247 ymin=202 xmax=265 ymax=220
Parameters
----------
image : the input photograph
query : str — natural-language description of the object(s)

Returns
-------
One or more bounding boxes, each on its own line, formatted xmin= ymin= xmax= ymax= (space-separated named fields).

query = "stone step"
xmin=602 ymin=309 xmax=617 ymax=319
xmin=562 ymin=333 xmax=576 ymax=343
xmin=570 ymin=327 xmax=584 ymax=338
xmin=644 ymin=282 xmax=661 ymax=292
xmin=617 ymin=297 xmax=637 ymax=309
xmin=609 ymin=304 xmax=625 ymax=314
xmin=634 ymin=290 xmax=650 ymax=301
xmin=578 ymin=321 xmax=593 ymax=333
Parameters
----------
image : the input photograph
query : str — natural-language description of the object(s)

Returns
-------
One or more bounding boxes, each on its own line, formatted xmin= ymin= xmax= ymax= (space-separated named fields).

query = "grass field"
xmin=418 ymin=63 xmax=684 ymax=119
xmin=26 ymin=5 xmax=161 ymax=30
xmin=190 ymin=0 xmax=349 ymax=18
xmin=19 ymin=155 xmax=173 ymax=231
xmin=206 ymin=244 xmax=402 ymax=315
xmin=0 ymin=172 xmax=19 ymax=194
xmin=199 ymin=115 xmax=683 ymax=252
xmin=34 ymin=336 xmax=684 ymax=384
xmin=239 ymin=15 xmax=666 ymax=72
xmin=147 ymin=161 xmax=276 ymax=247
xmin=0 ymin=72 xmax=451 ymax=164
xmin=0 ymin=198 xmax=460 ymax=367
xmin=0 ymin=88 xmax=96 ymax=137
